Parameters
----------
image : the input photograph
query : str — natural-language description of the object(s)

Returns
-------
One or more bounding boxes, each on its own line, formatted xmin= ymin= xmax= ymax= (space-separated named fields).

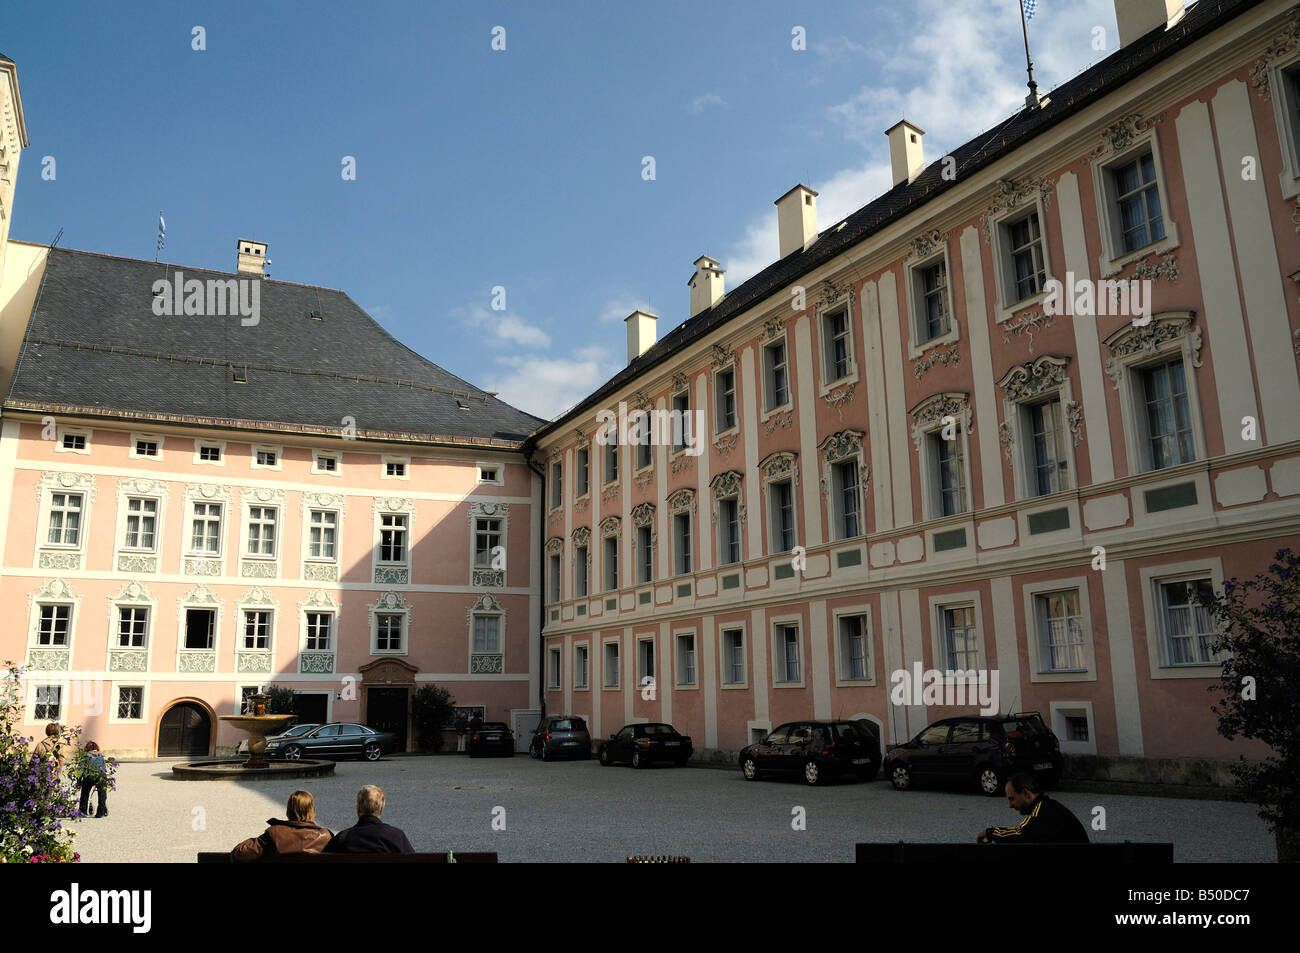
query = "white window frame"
xmin=1022 ymin=576 xmax=1097 ymax=683
xmin=602 ymin=438 xmax=620 ymax=486
xmin=602 ymin=638 xmax=621 ymax=689
xmin=550 ymin=459 xmax=564 ymax=508
xmin=108 ymin=682 xmax=150 ymax=725
xmin=121 ymin=497 xmax=160 ymax=552
xmin=832 ymin=606 xmax=873 ymax=686
xmin=547 ymin=549 xmax=562 ymax=603
xmin=1048 ymin=701 xmax=1097 ymax=756
xmin=636 ymin=635 xmax=656 ymax=688
xmin=1138 ymin=557 xmax=1225 ymax=679
xmin=32 ymin=601 xmax=75 ymax=650
xmin=129 ymin=433 xmax=164 ymax=461
xmin=927 ymin=591 xmax=986 ymax=689
xmin=193 ymin=440 xmax=226 ymax=466
xmin=672 ymin=510 xmax=692 ymax=577
xmin=719 ymin=624 xmax=748 ymax=689
xmin=114 ymin=603 xmax=151 ymax=651
xmin=912 ymin=397 xmax=974 ymax=521
xmin=548 ymin=646 xmax=562 ymax=689
xmin=999 ymin=357 xmax=1079 ymax=501
xmin=761 ymin=334 xmax=792 ymax=416
xmin=187 ymin=500 xmax=224 ymax=556
xmin=574 ymin=641 xmax=590 ymax=690
xmin=674 ymin=630 xmax=698 ymax=688
xmin=178 ymin=601 xmax=220 ymax=654
xmin=241 ymin=607 xmax=274 ymax=652
xmin=574 ymin=542 xmax=589 ymax=598
xmin=311 ymin=450 xmax=342 ymax=476
xmin=375 ymin=510 xmax=411 ymax=567
xmin=771 ymin=617 xmax=804 ymax=687
xmin=669 ymin=389 xmax=692 ymax=456
xmin=303 ymin=609 xmax=335 ymax=653
xmin=251 ymin=444 xmax=283 ymax=471
xmin=29 ymin=683 xmax=64 ymax=723
xmin=42 ymin=488 xmax=87 ymax=550
xmin=575 ymin=445 xmax=591 ymax=497
xmin=471 ymin=611 xmax=503 ymax=655
xmin=713 ymin=363 xmax=739 ymax=436
xmin=476 ymin=461 xmax=505 ymax=486
xmin=991 ymin=199 xmax=1054 ymax=322
xmin=759 ymin=453 xmax=800 ymax=556
xmin=306 ymin=508 xmax=340 ymax=563
xmin=382 ymin=455 xmax=411 ymax=480
xmin=906 ymin=249 xmax=959 ymax=357
xmin=54 ymin=426 xmax=91 ymax=455
xmin=715 ymin=493 xmax=743 ymax=566
xmin=818 ymin=301 xmax=859 ymax=394
xmin=242 ymin=503 xmax=280 ymax=560
xmin=1090 ymin=129 xmax=1179 ymax=276
xmin=602 ymin=530 xmax=619 ymax=592
xmin=372 ymin=605 xmax=408 ymax=656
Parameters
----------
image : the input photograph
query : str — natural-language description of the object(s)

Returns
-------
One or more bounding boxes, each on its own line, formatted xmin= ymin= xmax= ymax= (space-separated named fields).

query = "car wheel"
xmin=528 ymin=742 xmax=541 ymax=760
xmin=599 ymin=746 xmax=612 ymax=766
xmin=889 ymin=762 xmax=912 ymax=791
xmin=364 ymin=743 xmax=381 ymax=762
xmin=283 ymin=745 xmax=302 ymax=761
xmin=741 ymin=756 xmax=760 ymax=781
xmin=976 ymin=764 xmax=1002 ymax=796
xmin=802 ymin=760 xmax=822 ymax=786
xmin=632 ymin=750 xmax=646 ymax=769
xmin=540 ymin=744 xmax=552 ymax=762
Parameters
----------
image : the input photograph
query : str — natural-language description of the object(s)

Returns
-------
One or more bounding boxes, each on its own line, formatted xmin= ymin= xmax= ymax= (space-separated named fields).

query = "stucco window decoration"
xmin=667 ymin=488 xmax=696 ymax=514
xmin=600 ymin=516 xmax=620 ymax=539
xmin=107 ymin=580 xmax=156 ymax=673
xmin=998 ymin=355 xmax=1083 ymax=457
xmin=980 ymin=175 xmax=1055 ymax=244
xmin=910 ymin=393 xmax=973 ymax=452
xmin=1251 ymin=8 xmax=1300 ymax=98
xmin=182 ymin=483 xmax=231 ymax=577
xmin=466 ymin=593 xmax=506 ymax=675
xmin=470 ymin=501 xmax=510 ymax=588
xmin=710 ymin=471 xmax=746 ymax=526
xmin=298 ymin=589 xmax=338 ymax=675
xmin=36 ymin=472 xmax=97 ymax=572
xmin=913 ymin=344 xmax=960 ymax=380
xmin=1000 ymin=309 xmax=1055 ymax=354
xmin=570 ymin=525 xmax=591 ymax=572
xmin=240 ymin=487 xmax=286 ymax=578
xmin=1080 ymin=112 xmax=1167 ymax=164
xmin=711 ymin=342 xmax=733 ymax=367
xmin=115 ymin=478 xmax=169 ymax=573
xmin=903 ymin=228 xmax=948 ymax=265
xmin=1103 ymin=314 xmax=1202 ymax=388
xmin=235 ymin=586 xmax=277 ymax=674
xmin=818 ymin=431 xmax=871 ymax=501
xmin=1131 ymin=252 xmax=1179 ymax=283
xmin=545 ymin=536 xmax=564 ymax=558
xmin=27 ymin=579 xmax=80 ymax=672
xmin=630 ymin=503 xmax=656 ymax=542
xmin=758 ymin=451 xmax=799 ymax=487
xmin=372 ymin=497 xmax=414 ymax=585
xmin=818 ymin=276 xmax=853 ymax=309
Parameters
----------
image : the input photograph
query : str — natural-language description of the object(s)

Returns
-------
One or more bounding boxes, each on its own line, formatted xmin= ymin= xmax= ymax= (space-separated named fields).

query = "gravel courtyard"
xmin=66 ymin=755 xmax=1277 ymax=863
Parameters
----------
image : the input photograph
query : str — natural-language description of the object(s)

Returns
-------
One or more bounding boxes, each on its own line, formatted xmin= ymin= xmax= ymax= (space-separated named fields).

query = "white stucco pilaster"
xmin=958 ymin=226 xmax=1005 ymax=507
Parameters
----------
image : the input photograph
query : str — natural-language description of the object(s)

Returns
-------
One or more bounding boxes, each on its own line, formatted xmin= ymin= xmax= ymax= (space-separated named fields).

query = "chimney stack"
xmin=688 ymin=256 xmax=725 ymax=317
xmin=885 ymin=120 xmax=925 ymax=188
xmin=237 ymin=239 xmax=269 ymax=276
xmin=1114 ymin=0 xmax=1185 ymax=47
xmin=774 ymin=184 xmax=819 ymax=259
xmin=625 ymin=309 xmax=659 ymax=364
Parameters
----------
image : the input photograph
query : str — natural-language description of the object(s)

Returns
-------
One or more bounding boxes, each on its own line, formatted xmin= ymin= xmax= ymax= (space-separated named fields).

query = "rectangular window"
xmin=550 ymin=461 xmax=563 ymax=507
xmin=246 ymin=506 xmax=277 ymax=557
xmin=637 ymin=525 xmax=653 ymax=583
xmin=1159 ymin=578 xmax=1217 ymax=665
xmin=477 ymin=464 xmax=498 ymax=483
xmin=198 ymin=444 xmax=222 ymax=462
xmin=604 ymin=642 xmax=620 ymax=687
xmin=315 ymin=453 xmax=338 ymax=473
xmin=763 ymin=340 xmax=789 ymax=410
xmin=719 ymin=498 xmax=741 ymax=565
xmin=1113 ymin=152 xmax=1165 ymax=255
xmin=305 ymin=612 xmax=332 ymax=651
xmin=839 ymin=615 xmax=868 ymax=680
xmin=255 ymin=449 xmax=277 ymax=467
xmin=673 ymin=512 xmax=692 ymax=575
xmin=37 ymin=605 xmax=71 ymax=645
xmin=722 ymin=629 xmax=745 ymax=684
xmin=671 ymin=392 xmax=690 ymax=453
xmin=1036 ymin=590 xmax=1085 ymax=671
xmin=637 ymin=639 xmax=655 ymax=684
xmin=117 ymin=606 xmax=148 ymax=648
xmin=134 ymin=439 xmax=159 ymax=458
xmin=379 ymin=514 xmax=407 ymax=563
xmin=1142 ymin=359 xmax=1194 ymax=470
xmin=123 ymin=497 xmax=158 ymax=551
xmin=184 ymin=608 xmax=215 ymax=650
xmin=1028 ymin=398 xmax=1068 ymax=495
xmin=776 ymin=624 xmax=800 ymax=682
xmin=575 ymin=546 xmax=589 ymax=598
xmin=47 ymin=493 xmax=83 ymax=546
xmin=770 ymin=480 xmax=795 ymax=553
xmin=473 ymin=614 xmax=500 ymax=653
xmin=190 ymin=502 xmax=222 ymax=554
xmin=376 ymin=613 xmax=404 ymax=651
xmin=34 ymin=685 xmax=61 ymax=721
xmin=676 ymin=634 xmax=696 ymax=685
xmin=716 ymin=368 xmax=737 ymax=431
xmin=243 ymin=610 xmax=271 ymax=650
xmin=548 ymin=552 xmax=561 ymax=603
xmin=823 ymin=307 xmax=851 ymax=381
xmin=548 ymin=647 xmax=562 ymax=689
xmin=833 ymin=460 xmax=861 ymax=539
xmin=942 ymin=606 xmax=979 ymax=672
xmin=116 ymin=686 xmax=143 ymax=720
xmin=604 ymin=536 xmax=619 ymax=591
xmin=474 ymin=518 xmax=501 ymax=568
xmin=61 ymin=433 xmax=87 ymax=451
xmin=385 ymin=461 xmax=406 ymax=478
xmin=918 ymin=260 xmax=950 ymax=341
xmin=309 ymin=510 xmax=337 ymax=560
xmin=575 ymin=645 xmax=589 ymax=688
xmin=603 ymin=440 xmax=619 ymax=484
xmin=931 ymin=430 xmax=967 ymax=516
xmin=636 ymin=422 xmax=652 ymax=469
xmin=1004 ymin=211 xmax=1046 ymax=303
xmin=576 ymin=448 xmax=590 ymax=496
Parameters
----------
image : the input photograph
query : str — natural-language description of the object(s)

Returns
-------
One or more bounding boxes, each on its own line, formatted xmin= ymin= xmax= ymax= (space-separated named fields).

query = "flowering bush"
xmin=68 ymin=746 xmax=119 ymax=791
xmin=0 ymin=662 xmax=80 ymax=863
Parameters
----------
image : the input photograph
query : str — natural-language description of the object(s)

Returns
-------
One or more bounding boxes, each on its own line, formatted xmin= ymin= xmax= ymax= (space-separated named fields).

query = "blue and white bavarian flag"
xmin=1023 ymin=0 xmax=1038 ymax=20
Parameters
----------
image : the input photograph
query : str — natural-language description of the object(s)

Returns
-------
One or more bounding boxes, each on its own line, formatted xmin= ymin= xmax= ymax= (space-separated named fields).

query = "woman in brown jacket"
xmin=231 ymin=790 xmax=332 ymax=861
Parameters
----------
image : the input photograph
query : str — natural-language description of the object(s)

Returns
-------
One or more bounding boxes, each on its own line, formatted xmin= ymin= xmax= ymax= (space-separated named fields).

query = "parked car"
xmin=529 ymin=716 xmax=592 ymax=761
xmin=882 ymin=712 xmax=1063 ymax=796
xmin=468 ymin=721 xmax=515 ymax=758
xmin=739 ymin=720 xmax=881 ymax=786
xmin=599 ymin=722 xmax=693 ymax=768
xmin=235 ymin=722 xmax=319 ymax=756
xmin=267 ymin=723 xmax=400 ymax=762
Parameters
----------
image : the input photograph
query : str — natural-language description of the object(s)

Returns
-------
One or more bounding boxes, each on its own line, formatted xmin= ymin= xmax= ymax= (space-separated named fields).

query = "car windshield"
xmin=551 ymin=718 xmax=586 ymax=732
xmin=287 ymin=724 xmax=316 ymax=736
xmin=643 ymin=724 xmax=676 ymax=735
xmin=831 ymin=723 xmax=871 ymax=742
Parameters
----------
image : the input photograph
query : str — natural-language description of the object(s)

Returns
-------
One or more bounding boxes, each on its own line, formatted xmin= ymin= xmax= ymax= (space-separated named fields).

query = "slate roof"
xmin=526 ymin=0 xmax=1269 ymax=447
xmin=5 ymin=247 xmax=544 ymax=447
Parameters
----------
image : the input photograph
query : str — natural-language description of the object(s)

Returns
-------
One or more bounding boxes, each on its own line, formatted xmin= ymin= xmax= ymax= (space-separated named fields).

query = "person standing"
xmin=977 ymin=772 xmax=1090 ymax=844
xmin=231 ymin=790 xmax=333 ymax=861
xmin=325 ymin=785 xmax=414 ymax=854
xmin=454 ymin=711 xmax=469 ymax=752
xmin=76 ymin=741 xmax=110 ymax=818
xmin=32 ymin=722 xmax=66 ymax=777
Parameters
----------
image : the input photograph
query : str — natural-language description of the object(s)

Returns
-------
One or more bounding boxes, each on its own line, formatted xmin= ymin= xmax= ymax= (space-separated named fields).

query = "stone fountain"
xmin=222 ymin=693 xmax=294 ymax=768
xmin=171 ymin=693 xmax=334 ymax=781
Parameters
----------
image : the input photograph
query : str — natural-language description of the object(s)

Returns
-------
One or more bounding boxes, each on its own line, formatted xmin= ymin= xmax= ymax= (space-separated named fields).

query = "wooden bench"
xmin=197 ymin=851 xmax=497 ymax=863
xmin=856 ymin=842 xmax=1173 ymax=863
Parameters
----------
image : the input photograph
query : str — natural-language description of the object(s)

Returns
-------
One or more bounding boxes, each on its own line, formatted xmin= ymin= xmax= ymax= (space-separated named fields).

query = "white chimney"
xmin=1115 ymin=0 xmax=1185 ymax=47
xmin=688 ymin=256 xmax=725 ymax=317
xmin=625 ymin=309 xmax=659 ymax=363
xmin=885 ymin=120 xmax=925 ymax=188
xmin=774 ymin=184 xmax=819 ymax=258
xmin=237 ymin=239 xmax=269 ymax=275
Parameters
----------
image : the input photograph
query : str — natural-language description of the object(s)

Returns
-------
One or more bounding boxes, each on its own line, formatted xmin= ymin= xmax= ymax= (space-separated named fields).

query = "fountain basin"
xmin=172 ymin=759 xmax=335 ymax=781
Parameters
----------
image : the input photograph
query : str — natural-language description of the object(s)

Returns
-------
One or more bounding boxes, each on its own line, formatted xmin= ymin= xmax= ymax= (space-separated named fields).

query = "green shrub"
xmin=411 ymin=685 xmax=456 ymax=751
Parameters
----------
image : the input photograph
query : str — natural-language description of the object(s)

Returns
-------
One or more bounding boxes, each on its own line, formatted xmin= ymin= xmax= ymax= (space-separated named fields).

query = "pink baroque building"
xmin=527 ymin=0 xmax=1300 ymax=767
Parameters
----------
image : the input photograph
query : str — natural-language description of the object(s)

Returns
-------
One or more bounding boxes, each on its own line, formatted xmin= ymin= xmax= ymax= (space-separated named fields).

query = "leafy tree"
xmin=411 ymin=685 xmax=456 ymax=751
xmin=263 ymin=684 xmax=298 ymax=718
xmin=1202 ymin=548 xmax=1300 ymax=862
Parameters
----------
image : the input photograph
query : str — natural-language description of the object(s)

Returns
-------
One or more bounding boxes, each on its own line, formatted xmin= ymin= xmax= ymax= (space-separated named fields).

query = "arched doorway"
xmin=157 ymin=701 xmax=213 ymax=757
xmin=358 ymin=658 xmax=417 ymax=752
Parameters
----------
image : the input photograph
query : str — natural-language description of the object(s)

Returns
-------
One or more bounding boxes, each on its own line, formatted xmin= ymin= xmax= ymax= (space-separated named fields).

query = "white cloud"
xmin=598 ymin=296 xmax=656 ymax=324
xmin=686 ymin=92 xmax=727 ymax=114
xmin=813 ymin=35 xmax=870 ymax=64
xmin=485 ymin=353 xmax=620 ymax=420
xmin=460 ymin=303 xmax=551 ymax=348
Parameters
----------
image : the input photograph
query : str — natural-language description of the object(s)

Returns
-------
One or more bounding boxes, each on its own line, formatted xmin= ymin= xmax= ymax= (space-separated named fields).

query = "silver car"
xmin=529 ymin=716 xmax=591 ymax=761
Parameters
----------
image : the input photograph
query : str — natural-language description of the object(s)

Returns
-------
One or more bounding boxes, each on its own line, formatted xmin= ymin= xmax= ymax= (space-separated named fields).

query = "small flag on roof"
xmin=1023 ymin=0 xmax=1038 ymax=20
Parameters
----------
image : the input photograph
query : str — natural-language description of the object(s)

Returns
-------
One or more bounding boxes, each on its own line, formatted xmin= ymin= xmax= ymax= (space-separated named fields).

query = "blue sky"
xmin=5 ymin=0 xmax=1125 ymax=419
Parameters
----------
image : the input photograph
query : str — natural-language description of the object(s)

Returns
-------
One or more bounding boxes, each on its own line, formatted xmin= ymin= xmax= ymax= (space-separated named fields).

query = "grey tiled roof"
xmin=526 ymin=0 xmax=1267 ymax=447
xmin=5 ymin=247 xmax=544 ymax=446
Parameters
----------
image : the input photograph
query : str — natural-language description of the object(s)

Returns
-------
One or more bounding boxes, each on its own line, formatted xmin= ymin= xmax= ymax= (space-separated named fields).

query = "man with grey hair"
xmin=324 ymin=785 xmax=415 ymax=854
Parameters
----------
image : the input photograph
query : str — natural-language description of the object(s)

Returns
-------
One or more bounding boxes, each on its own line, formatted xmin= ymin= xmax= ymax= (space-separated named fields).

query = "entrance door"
xmin=366 ymin=688 xmax=408 ymax=752
xmin=293 ymin=692 xmax=329 ymax=726
xmin=513 ymin=710 xmax=541 ymax=753
xmin=158 ymin=702 xmax=211 ymax=757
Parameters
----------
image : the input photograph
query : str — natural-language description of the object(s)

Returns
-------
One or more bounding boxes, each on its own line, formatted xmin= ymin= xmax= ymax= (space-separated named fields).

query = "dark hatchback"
xmin=740 ymin=720 xmax=881 ymax=786
xmin=599 ymin=722 xmax=693 ymax=768
xmin=529 ymin=716 xmax=592 ymax=761
xmin=882 ymin=712 xmax=1064 ymax=796
xmin=267 ymin=723 xmax=400 ymax=762
xmin=468 ymin=722 xmax=515 ymax=757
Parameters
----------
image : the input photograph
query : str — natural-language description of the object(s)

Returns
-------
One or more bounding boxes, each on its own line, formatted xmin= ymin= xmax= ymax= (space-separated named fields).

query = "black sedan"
xmin=267 ymin=723 xmax=400 ymax=761
xmin=468 ymin=722 xmax=515 ymax=757
xmin=599 ymin=722 xmax=693 ymax=768
xmin=235 ymin=722 xmax=320 ymax=756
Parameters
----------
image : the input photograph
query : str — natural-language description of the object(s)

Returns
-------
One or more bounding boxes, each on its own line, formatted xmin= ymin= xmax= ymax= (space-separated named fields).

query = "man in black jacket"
xmin=325 ymin=785 xmax=415 ymax=854
xmin=977 ymin=772 xmax=1089 ymax=844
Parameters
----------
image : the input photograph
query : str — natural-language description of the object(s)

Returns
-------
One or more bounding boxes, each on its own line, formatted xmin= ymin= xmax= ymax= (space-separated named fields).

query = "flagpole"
xmin=1019 ymin=1 xmax=1040 ymax=108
